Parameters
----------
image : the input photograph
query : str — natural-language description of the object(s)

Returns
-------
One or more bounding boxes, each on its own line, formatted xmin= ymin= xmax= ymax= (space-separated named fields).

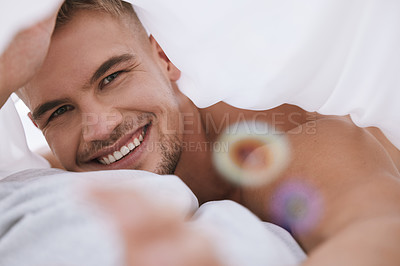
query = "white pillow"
xmin=0 ymin=98 xmax=49 ymax=176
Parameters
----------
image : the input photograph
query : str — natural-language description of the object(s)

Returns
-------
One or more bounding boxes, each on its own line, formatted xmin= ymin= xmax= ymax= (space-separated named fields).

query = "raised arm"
xmin=0 ymin=13 xmax=57 ymax=108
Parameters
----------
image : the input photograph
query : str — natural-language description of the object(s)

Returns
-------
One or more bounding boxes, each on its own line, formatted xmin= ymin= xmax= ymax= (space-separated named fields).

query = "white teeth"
xmin=113 ymin=151 xmax=123 ymax=160
xmin=134 ymin=138 xmax=140 ymax=146
xmin=108 ymin=154 xmax=116 ymax=163
xmin=128 ymin=142 xmax=135 ymax=151
xmin=99 ymin=130 xmax=146 ymax=165
xmin=120 ymin=146 xmax=130 ymax=156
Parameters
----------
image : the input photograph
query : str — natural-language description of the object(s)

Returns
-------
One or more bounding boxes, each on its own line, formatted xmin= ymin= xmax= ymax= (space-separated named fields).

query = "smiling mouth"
xmin=96 ymin=123 xmax=150 ymax=165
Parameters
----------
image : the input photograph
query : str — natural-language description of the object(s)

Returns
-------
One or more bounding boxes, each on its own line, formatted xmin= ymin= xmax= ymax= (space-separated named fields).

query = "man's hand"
xmin=0 ymin=12 xmax=58 ymax=107
xmin=88 ymin=186 xmax=222 ymax=266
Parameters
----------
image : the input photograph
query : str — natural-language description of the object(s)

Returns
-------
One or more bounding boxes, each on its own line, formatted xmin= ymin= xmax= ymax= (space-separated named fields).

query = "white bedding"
xmin=0 ymin=168 xmax=305 ymax=266
xmin=129 ymin=0 xmax=400 ymax=148
xmin=0 ymin=99 xmax=49 ymax=175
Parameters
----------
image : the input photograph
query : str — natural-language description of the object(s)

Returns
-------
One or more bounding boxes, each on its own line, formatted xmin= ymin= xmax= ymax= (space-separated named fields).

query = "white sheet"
xmin=129 ymin=0 xmax=400 ymax=148
xmin=0 ymin=0 xmax=62 ymax=54
xmin=0 ymin=168 xmax=305 ymax=266
xmin=0 ymin=98 xmax=49 ymax=176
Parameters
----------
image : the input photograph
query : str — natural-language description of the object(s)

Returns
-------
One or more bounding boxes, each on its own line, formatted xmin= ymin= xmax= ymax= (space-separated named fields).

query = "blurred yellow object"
xmin=213 ymin=121 xmax=290 ymax=187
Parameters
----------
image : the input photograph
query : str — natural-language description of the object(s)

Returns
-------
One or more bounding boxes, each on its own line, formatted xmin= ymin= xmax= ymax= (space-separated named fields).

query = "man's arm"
xmin=0 ymin=57 xmax=14 ymax=107
xmin=305 ymin=216 xmax=400 ymax=266
xmin=0 ymin=13 xmax=57 ymax=108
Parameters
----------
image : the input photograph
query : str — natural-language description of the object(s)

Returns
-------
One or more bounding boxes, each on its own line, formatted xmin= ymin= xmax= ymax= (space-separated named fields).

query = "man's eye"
xmin=50 ymin=105 xmax=74 ymax=120
xmin=102 ymin=72 xmax=121 ymax=86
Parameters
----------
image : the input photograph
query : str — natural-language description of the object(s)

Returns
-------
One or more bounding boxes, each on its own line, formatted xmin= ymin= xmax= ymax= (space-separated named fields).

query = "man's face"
xmin=24 ymin=10 xmax=183 ymax=173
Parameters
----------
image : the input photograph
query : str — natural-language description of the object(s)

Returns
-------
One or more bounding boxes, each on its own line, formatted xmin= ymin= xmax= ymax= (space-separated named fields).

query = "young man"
xmin=1 ymin=4 xmax=308 ymax=266
xmin=8 ymin=0 xmax=400 ymax=265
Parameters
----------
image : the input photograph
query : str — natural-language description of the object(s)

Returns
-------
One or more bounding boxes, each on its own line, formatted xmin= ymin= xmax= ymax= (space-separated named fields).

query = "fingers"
xmin=87 ymin=186 xmax=182 ymax=238
xmin=129 ymin=227 xmax=222 ymax=266
xmin=87 ymin=186 xmax=222 ymax=266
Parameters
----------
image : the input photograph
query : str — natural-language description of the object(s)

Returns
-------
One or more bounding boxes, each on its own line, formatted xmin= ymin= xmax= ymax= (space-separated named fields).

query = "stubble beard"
xmin=154 ymin=132 xmax=182 ymax=175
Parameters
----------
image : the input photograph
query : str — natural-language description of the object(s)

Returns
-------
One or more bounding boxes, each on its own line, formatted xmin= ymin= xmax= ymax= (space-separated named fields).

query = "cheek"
xmin=44 ymin=128 xmax=80 ymax=169
xmin=114 ymin=73 xmax=180 ymax=115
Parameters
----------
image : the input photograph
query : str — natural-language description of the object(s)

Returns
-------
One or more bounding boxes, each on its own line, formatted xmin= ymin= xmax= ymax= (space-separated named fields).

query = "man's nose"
xmin=82 ymin=110 xmax=123 ymax=142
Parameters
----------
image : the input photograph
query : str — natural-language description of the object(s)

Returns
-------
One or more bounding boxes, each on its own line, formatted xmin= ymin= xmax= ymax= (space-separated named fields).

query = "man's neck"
xmin=172 ymin=92 xmax=239 ymax=204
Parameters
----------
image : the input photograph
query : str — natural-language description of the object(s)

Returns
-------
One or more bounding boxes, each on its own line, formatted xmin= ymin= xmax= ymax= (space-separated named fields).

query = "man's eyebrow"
xmin=90 ymin=53 xmax=136 ymax=85
xmin=32 ymin=98 xmax=70 ymax=121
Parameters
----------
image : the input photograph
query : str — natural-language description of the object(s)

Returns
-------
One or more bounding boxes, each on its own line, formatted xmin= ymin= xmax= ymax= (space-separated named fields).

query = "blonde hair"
xmin=56 ymin=0 xmax=139 ymax=29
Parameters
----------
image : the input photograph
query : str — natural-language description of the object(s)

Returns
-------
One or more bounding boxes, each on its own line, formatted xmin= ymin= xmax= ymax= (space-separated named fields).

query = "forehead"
xmin=25 ymin=10 xmax=144 ymax=108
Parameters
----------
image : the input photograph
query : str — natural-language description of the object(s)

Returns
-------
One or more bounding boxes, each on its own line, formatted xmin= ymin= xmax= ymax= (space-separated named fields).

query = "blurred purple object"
xmin=269 ymin=179 xmax=322 ymax=235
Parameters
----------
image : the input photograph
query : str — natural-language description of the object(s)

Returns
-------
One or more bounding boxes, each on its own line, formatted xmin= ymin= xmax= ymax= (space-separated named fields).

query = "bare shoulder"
xmin=288 ymin=117 xmax=400 ymax=243
xmin=241 ymin=116 xmax=400 ymax=251
xmin=287 ymin=116 xmax=399 ymax=177
xmin=200 ymin=102 xmax=312 ymax=140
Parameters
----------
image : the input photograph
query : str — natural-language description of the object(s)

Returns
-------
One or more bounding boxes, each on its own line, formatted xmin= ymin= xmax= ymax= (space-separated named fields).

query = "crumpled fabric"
xmin=0 ymin=0 xmax=62 ymax=54
xmin=0 ymin=99 xmax=49 ymax=176
xmin=129 ymin=0 xmax=400 ymax=148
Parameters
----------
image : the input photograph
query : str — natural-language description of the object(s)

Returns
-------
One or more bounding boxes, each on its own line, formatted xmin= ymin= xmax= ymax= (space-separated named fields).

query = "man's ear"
xmin=28 ymin=112 xmax=39 ymax=128
xmin=149 ymin=35 xmax=181 ymax=82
